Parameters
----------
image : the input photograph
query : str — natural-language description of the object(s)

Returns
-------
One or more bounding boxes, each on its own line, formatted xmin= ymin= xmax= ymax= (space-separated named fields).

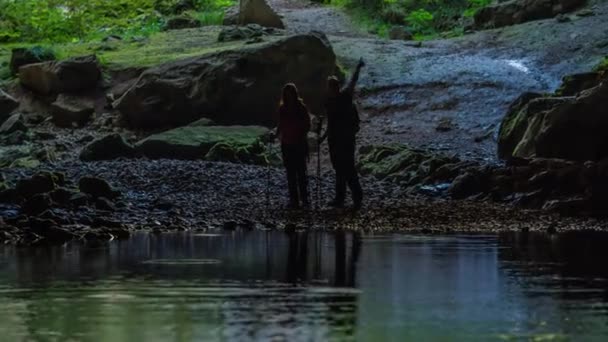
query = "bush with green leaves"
xmin=0 ymin=0 xmax=234 ymax=43
xmin=333 ymin=0 xmax=494 ymax=38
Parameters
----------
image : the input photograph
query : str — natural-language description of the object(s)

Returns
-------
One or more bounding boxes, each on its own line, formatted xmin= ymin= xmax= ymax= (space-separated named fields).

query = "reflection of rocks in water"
xmin=0 ymin=230 xmax=362 ymax=341
xmin=498 ymin=231 xmax=608 ymax=299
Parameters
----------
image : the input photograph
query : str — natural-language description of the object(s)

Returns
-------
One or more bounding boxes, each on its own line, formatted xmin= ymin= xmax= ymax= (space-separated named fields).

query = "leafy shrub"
xmin=406 ymin=9 xmax=434 ymax=34
xmin=0 ymin=0 xmax=234 ymax=43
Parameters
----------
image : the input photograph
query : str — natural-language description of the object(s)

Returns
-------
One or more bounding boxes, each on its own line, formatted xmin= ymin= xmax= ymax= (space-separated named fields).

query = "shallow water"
xmin=1 ymin=231 xmax=608 ymax=341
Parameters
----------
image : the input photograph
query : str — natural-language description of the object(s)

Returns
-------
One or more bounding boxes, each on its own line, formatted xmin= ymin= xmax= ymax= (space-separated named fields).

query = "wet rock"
xmin=29 ymin=218 xmax=76 ymax=243
xmin=19 ymin=55 xmax=102 ymax=95
xmin=388 ymin=26 xmax=413 ymax=41
xmin=0 ymin=114 xmax=27 ymax=135
xmin=78 ymin=177 xmax=120 ymax=199
xmin=10 ymin=46 xmax=56 ymax=75
xmin=474 ymin=0 xmax=586 ymax=30
xmin=0 ymin=89 xmax=19 ymax=122
xmin=162 ymin=16 xmax=202 ymax=30
xmin=22 ymin=193 xmax=53 ymax=215
xmin=15 ymin=172 xmax=63 ymax=199
xmin=239 ymin=0 xmax=284 ymax=28
xmin=135 ymin=125 xmax=269 ymax=163
xmin=115 ymin=33 xmax=335 ymax=128
xmin=449 ymin=169 xmax=491 ymax=199
xmin=80 ymin=133 xmax=136 ymax=161
xmin=51 ymin=94 xmax=95 ymax=127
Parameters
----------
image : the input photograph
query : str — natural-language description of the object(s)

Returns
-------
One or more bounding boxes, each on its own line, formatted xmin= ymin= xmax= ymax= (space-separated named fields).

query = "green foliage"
xmin=406 ymin=9 xmax=434 ymax=34
xmin=0 ymin=0 xmax=234 ymax=43
xmin=595 ymin=57 xmax=608 ymax=73
xmin=333 ymin=0 xmax=493 ymax=39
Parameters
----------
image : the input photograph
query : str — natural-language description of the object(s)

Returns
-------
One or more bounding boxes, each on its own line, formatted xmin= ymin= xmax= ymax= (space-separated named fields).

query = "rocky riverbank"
xmin=2 ymin=0 xmax=608 ymax=245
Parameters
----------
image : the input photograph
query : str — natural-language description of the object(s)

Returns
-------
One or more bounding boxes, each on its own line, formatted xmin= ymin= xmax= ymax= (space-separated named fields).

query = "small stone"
xmin=0 ymin=114 xmax=28 ymax=135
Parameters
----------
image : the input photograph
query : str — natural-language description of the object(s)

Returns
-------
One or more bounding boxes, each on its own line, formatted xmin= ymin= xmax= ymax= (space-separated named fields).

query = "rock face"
xmin=10 ymin=46 xmax=56 ymax=75
xmin=239 ymin=0 xmax=284 ymax=28
xmin=0 ymin=90 xmax=19 ymax=122
xmin=498 ymin=71 xmax=608 ymax=161
xmin=474 ymin=0 xmax=586 ymax=29
xmin=223 ymin=6 xmax=240 ymax=25
xmin=19 ymin=55 xmax=102 ymax=95
xmin=51 ymin=94 xmax=95 ymax=127
xmin=80 ymin=134 xmax=136 ymax=161
xmin=135 ymin=125 xmax=271 ymax=164
xmin=115 ymin=33 xmax=336 ymax=128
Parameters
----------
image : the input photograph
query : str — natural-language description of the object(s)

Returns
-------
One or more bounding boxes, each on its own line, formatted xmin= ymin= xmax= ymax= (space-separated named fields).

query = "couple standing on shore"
xmin=273 ymin=58 xmax=365 ymax=210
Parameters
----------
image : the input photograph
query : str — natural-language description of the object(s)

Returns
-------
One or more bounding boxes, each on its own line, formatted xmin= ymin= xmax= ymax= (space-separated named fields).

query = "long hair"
xmin=280 ymin=83 xmax=306 ymax=113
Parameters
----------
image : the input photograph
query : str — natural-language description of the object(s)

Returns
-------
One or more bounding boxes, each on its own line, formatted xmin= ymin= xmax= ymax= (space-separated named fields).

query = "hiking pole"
xmin=265 ymin=137 xmax=272 ymax=211
xmin=316 ymin=115 xmax=324 ymax=210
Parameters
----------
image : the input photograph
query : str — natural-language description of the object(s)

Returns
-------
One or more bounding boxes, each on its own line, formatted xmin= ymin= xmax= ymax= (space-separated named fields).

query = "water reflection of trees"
xmin=0 ymin=230 xmax=362 ymax=341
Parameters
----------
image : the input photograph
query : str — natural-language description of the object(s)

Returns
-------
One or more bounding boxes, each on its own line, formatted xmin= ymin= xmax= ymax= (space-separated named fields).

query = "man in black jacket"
xmin=321 ymin=58 xmax=365 ymax=209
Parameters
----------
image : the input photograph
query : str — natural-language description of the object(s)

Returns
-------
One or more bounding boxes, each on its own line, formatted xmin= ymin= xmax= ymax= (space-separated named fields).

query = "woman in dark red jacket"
xmin=276 ymin=83 xmax=311 ymax=208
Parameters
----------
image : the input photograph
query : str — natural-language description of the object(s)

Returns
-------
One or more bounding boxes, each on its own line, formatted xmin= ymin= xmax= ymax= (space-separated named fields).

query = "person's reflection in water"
xmin=286 ymin=231 xmax=309 ymax=283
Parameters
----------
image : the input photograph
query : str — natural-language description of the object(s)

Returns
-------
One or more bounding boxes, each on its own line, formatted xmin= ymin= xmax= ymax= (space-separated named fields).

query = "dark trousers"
xmin=282 ymin=143 xmax=309 ymax=205
xmin=329 ymin=138 xmax=363 ymax=204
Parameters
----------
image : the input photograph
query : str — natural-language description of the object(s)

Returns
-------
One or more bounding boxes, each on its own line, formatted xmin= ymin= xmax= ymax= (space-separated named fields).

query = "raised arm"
xmin=343 ymin=58 xmax=365 ymax=96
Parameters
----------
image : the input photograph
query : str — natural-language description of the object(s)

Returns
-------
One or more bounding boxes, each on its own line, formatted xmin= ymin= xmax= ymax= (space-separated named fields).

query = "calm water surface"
xmin=1 ymin=231 xmax=608 ymax=341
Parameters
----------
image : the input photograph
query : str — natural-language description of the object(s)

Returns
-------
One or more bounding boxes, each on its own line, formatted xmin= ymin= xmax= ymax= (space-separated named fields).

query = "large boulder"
xmin=0 ymin=89 xmax=19 ymax=122
xmin=474 ymin=0 xmax=586 ymax=29
xmin=19 ymin=55 xmax=102 ymax=95
xmin=498 ymin=70 xmax=608 ymax=161
xmin=80 ymin=134 xmax=136 ymax=161
xmin=135 ymin=125 xmax=270 ymax=163
xmin=9 ymin=46 xmax=56 ymax=75
xmin=512 ymin=82 xmax=608 ymax=161
xmin=115 ymin=33 xmax=336 ymax=128
xmin=51 ymin=94 xmax=95 ymax=127
xmin=239 ymin=0 xmax=285 ymax=28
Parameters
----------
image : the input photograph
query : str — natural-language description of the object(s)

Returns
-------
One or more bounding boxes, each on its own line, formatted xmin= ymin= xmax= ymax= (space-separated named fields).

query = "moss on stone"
xmin=0 ymin=27 xmax=284 ymax=74
xmin=136 ymin=125 xmax=271 ymax=164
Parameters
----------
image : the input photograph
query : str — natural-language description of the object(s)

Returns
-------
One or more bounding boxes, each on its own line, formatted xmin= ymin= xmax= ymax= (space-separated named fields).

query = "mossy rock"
xmin=136 ymin=125 xmax=270 ymax=163
xmin=358 ymin=144 xmax=458 ymax=185
xmin=0 ymin=145 xmax=32 ymax=168
xmin=497 ymin=92 xmax=543 ymax=160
